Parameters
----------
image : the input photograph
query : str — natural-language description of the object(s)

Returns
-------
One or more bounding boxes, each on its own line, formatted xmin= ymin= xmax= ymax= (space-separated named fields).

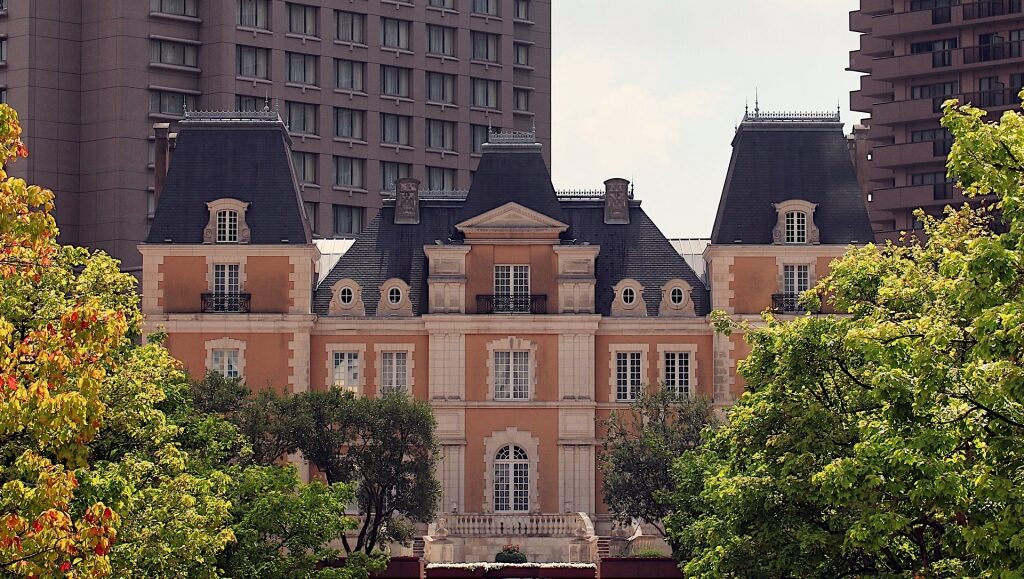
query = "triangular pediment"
xmin=456 ymin=202 xmax=569 ymax=233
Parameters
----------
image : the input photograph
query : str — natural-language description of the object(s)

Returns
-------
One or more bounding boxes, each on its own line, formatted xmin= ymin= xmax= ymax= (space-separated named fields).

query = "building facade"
xmin=849 ymin=0 xmax=1024 ymax=239
xmin=0 ymin=0 xmax=550 ymax=271
xmin=140 ymin=109 xmax=872 ymax=562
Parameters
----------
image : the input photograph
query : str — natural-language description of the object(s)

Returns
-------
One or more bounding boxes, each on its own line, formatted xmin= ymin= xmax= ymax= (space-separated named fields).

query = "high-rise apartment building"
xmin=849 ymin=0 xmax=1023 ymax=239
xmin=0 ymin=0 xmax=551 ymax=270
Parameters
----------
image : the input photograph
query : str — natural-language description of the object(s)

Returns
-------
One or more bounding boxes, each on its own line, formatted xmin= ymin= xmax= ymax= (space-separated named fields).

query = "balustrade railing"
xmin=201 ymin=293 xmax=251 ymax=313
xmin=439 ymin=513 xmax=587 ymax=537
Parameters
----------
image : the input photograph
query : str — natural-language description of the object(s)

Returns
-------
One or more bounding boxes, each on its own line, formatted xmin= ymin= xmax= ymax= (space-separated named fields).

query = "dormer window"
xmin=340 ymin=287 xmax=354 ymax=305
xmin=204 ymin=199 xmax=251 ymax=244
xmin=217 ymin=210 xmax=239 ymax=243
xmin=621 ymin=287 xmax=636 ymax=305
xmin=785 ymin=211 xmax=806 ymax=244
xmin=388 ymin=286 xmax=403 ymax=305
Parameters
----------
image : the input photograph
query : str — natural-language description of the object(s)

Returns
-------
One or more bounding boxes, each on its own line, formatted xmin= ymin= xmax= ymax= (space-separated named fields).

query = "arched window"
xmin=785 ymin=211 xmax=807 ymax=244
xmin=217 ymin=209 xmax=239 ymax=243
xmin=493 ymin=445 xmax=529 ymax=512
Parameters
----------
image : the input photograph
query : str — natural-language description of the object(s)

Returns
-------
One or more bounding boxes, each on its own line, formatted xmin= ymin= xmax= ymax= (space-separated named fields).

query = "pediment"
xmin=456 ymin=202 xmax=569 ymax=233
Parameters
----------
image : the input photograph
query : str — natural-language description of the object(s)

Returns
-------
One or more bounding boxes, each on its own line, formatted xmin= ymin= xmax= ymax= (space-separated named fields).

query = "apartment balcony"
xmin=860 ymin=32 xmax=894 ymax=57
xmin=850 ymin=9 xmax=875 ymax=33
xmin=870 ymin=184 xmax=960 ymax=211
xmin=200 ymin=293 xmax=251 ymax=313
xmin=870 ymin=50 xmax=955 ymax=82
xmin=476 ymin=294 xmax=547 ymax=314
xmin=851 ymin=89 xmax=879 ymax=113
xmin=872 ymin=97 xmax=944 ymax=125
xmin=849 ymin=49 xmax=875 ymax=73
xmin=963 ymin=0 xmax=1023 ymax=20
xmin=962 ymin=40 xmax=1024 ymax=65
xmin=872 ymin=140 xmax=949 ymax=168
xmin=861 ymin=75 xmax=894 ymax=99
xmin=861 ymin=0 xmax=894 ymax=14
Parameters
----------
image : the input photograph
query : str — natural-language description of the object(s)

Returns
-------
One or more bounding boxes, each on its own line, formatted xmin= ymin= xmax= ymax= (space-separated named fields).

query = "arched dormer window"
xmin=772 ymin=199 xmax=819 ymax=245
xmin=204 ymin=199 xmax=251 ymax=244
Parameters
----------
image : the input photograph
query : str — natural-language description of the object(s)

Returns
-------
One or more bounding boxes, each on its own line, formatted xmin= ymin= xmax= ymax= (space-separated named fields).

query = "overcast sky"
xmin=550 ymin=0 xmax=862 ymax=238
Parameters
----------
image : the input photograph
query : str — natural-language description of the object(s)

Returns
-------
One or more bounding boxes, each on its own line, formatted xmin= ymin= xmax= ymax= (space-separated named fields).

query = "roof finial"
xmin=263 ymin=91 xmax=271 ymax=112
xmin=745 ymin=98 xmax=749 ymax=117
xmin=488 ymin=117 xmax=493 ymax=135
xmin=754 ymin=88 xmax=760 ymax=116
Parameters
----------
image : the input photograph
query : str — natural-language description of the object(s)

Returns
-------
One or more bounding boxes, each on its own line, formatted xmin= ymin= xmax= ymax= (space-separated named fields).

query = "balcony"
xmin=870 ymin=184 xmax=961 ymax=210
xmin=772 ymin=293 xmax=819 ymax=314
xmin=476 ymin=294 xmax=547 ymax=314
xmin=963 ymin=40 xmax=1024 ymax=64
xmin=201 ymin=293 xmax=251 ymax=313
xmin=872 ymin=140 xmax=946 ymax=168
xmin=963 ymin=0 xmax=1023 ymax=19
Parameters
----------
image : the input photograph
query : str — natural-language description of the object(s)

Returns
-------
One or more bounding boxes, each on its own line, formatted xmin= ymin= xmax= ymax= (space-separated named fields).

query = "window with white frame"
xmin=663 ymin=351 xmax=690 ymax=397
xmin=332 ymin=351 xmax=360 ymax=391
xmin=380 ymin=351 xmax=408 ymax=393
xmin=213 ymin=264 xmax=240 ymax=296
xmin=615 ymin=351 xmax=642 ymax=402
xmin=211 ymin=349 xmax=240 ymax=378
xmin=785 ymin=211 xmax=807 ymax=244
xmin=493 ymin=350 xmax=529 ymax=400
xmin=783 ymin=264 xmax=810 ymax=295
xmin=216 ymin=210 xmax=239 ymax=242
xmin=494 ymin=265 xmax=529 ymax=297
xmin=493 ymin=445 xmax=529 ymax=512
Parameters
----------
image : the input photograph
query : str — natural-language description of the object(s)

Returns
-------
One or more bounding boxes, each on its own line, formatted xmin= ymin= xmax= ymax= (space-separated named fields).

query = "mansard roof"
xmin=146 ymin=111 xmax=311 ymax=245
xmin=313 ymin=134 xmax=709 ymax=318
xmin=710 ymin=110 xmax=873 ymax=245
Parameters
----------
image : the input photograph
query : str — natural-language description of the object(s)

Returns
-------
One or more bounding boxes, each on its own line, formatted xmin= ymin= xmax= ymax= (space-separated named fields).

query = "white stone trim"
xmin=772 ymin=199 xmax=820 ymax=245
xmin=288 ymin=331 xmax=310 ymax=394
xmin=713 ymin=332 xmax=735 ymax=404
xmin=439 ymin=444 xmax=466 ymax=514
xmin=373 ymin=342 xmax=416 ymax=395
xmin=553 ymin=245 xmax=599 ymax=314
xmin=658 ymin=279 xmax=696 ymax=317
xmin=140 ymin=251 xmax=165 ymax=314
xmin=558 ymin=333 xmax=595 ymax=400
xmin=607 ymin=343 xmax=649 ymax=403
xmin=485 ymin=337 xmax=539 ymax=402
xmin=657 ymin=343 xmax=699 ymax=396
xmin=206 ymin=256 xmax=247 ymax=293
xmin=558 ymin=444 xmax=595 ymax=514
xmin=482 ymin=427 xmax=541 ymax=513
xmin=329 ymin=278 xmax=366 ymax=316
xmin=204 ymin=337 xmax=247 ymax=379
xmin=287 ymin=248 xmax=318 ymax=314
xmin=377 ymin=278 xmax=414 ymax=317
xmin=325 ymin=343 xmax=367 ymax=393
xmin=610 ymin=279 xmax=647 ymax=317
xmin=429 ymin=332 xmax=466 ymax=400
xmin=455 ymin=201 xmax=569 ymax=239
xmin=204 ymin=198 xmax=252 ymax=244
xmin=425 ymin=245 xmax=471 ymax=314
xmin=776 ymin=256 xmax=818 ymax=295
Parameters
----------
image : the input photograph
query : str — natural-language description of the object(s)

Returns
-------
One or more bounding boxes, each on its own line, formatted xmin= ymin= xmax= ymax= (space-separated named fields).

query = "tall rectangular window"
xmin=336 ymin=11 xmax=365 ymax=43
xmin=427 ymin=72 xmax=456 ymax=103
xmin=151 ymin=0 xmax=197 ymax=17
xmin=150 ymin=40 xmax=197 ymax=67
xmin=149 ymin=91 xmax=196 ymax=116
xmin=663 ymin=352 xmax=690 ymax=397
xmin=213 ymin=264 xmax=240 ymax=295
xmin=471 ymin=78 xmax=499 ymax=108
xmin=381 ymin=65 xmax=411 ymax=98
xmin=333 ymin=352 xmax=360 ymax=391
xmin=286 ymin=102 xmax=318 ymax=135
xmin=514 ymin=43 xmax=529 ymax=66
xmin=472 ymin=0 xmax=499 ymax=16
xmin=427 ymin=119 xmax=456 ymax=151
xmin=783 ymin=265 xmax=810 ymax=295
xmin=237 ymin=0 xmax=269 ymax=28
xmin=291 ymin=151 xmax=318 ymax=184
xmin=334 ymin=108 xmax=365 ymax=140
xmin=784 ymin=211 xmax=807 ymax=244
xmin=380 ymin=161 xmax=410 ymax=191
xmin=472 ymin=31 xmax=500 ymax=62
xmin=333 ymin=156 xmax=365 ymax=188
xmin=471 ymin=124 xmax=493 ymax=153
xmin=235 ymin=95 xmax=260 ymax=111
xmin=381 ymin=113 xmax=411 ymax=146
xmin=211 ymin=349 xmax=240 ymax=379
xmin=494 ymin=265 xmax=529 ymax=296
xmin=287 ymin=52 xmax=318 ymax=85
xmin=237 ymin=45 xmax=269 ymax=79
xmin=380 ymin=351 xmax=408 ymax=393
xmin=427 ymin=166 xmax=456 ymax=190
xmin=287 ymin=3 xmax=318 ymax=36
xmin=427 ymin=25 xmax=457 ymax=56
xmin=494 ymin=351 xmax=530 ymax=400
xmin=380 ymin=18 xmax=410 ymax=50
xmin=514 ymin=0 xmax=529 ymax=20
xmin=336 ymin=59 xmax=365 ymax=91
xmin=615 ymin=352 xmax=642 ymax=402
xmin=304 ymin=202 xmax=317 ymax=230
xmin=333 ymin=204 xmax=364 ymax=235
xmin=513 ymin=88 xmax=530 ymax=111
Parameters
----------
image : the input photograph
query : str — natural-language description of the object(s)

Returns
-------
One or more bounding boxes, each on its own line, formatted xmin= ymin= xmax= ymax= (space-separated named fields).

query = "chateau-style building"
xmin=140 ymin=108 xmax=872 ymax=562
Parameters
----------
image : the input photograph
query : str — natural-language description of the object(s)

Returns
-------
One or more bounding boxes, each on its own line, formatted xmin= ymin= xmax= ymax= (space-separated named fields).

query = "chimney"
xmin=153 ymin=123 xmax=171 ymax=205
xmin=394 ymin=177 xmax=420 ymax=224
xmin=603 ymin=178 xmax=631 ymax=225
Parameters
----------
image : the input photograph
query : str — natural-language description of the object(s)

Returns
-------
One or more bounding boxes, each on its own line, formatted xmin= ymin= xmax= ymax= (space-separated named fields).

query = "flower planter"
xmin=425 ymin=563 xmax=597 ymax=579
xmin=598 ymin=557 xmax=682 ymax=579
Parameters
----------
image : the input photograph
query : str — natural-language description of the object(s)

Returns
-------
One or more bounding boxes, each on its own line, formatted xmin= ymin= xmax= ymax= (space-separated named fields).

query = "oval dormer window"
xmin=216 ymin=209 xmax=239 ymax=243
xmin=388 ymin=287 xmax=403 ymax=305
xmin=785 ymin=211 xmax=807 ymax=244
xmin=340 ymin=287 xmax=354 ymax=305
xmin=670 ymin=287 xmax=685 ymax=305
xmin=622 ymin=287 xmax=636 ymax=305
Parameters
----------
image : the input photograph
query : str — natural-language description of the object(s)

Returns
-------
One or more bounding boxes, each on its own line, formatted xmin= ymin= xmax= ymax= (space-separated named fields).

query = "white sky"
xmin=550 ymin=0 xmax=863 ymax=238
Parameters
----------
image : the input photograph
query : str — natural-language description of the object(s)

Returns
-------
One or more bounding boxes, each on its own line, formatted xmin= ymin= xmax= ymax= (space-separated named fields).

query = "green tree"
xmin=666 ymin=96 xmax=1024 ymax=577
xmin=287 ymin=388 xmax=440 ymax=554
xmin=600 ymin=388 xmax=716 ymax=544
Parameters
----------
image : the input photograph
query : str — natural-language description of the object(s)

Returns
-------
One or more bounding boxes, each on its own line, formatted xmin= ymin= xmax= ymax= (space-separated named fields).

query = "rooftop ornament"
xmin=181 ymin=109 xmax=282 ymax=124
xmin=487 ymin=122 xmax=538 ymax=145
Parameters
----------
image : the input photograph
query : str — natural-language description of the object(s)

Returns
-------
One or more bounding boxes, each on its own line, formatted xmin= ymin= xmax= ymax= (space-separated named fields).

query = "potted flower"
xmin=494 ymin=544 xmax=528 ymax=564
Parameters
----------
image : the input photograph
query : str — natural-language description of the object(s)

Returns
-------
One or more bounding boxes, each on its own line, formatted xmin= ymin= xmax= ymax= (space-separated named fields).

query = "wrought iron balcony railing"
xmin=201 ymin=293 xmax=251 ymax=313
xmin=476 ymin=294 xmax=547 ymax=314
xmin=772 ymin=293 xmax=808 ymax=314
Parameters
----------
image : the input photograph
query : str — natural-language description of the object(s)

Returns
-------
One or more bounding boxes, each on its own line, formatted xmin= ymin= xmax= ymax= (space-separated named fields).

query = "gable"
xmin=456 ymin=202 xmax=569 ymax=240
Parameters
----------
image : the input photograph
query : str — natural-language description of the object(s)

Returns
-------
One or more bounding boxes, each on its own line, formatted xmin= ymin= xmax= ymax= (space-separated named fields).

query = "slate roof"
xmin=146 ymin=112 xmax=311 ymax=245
xmin=313 ymin=142 xmax=710 ymax=317
xmin=710 ymin=117 xmax=873 ymax=245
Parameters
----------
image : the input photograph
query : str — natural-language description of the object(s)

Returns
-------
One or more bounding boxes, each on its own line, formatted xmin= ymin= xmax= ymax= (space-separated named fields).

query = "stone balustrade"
xmin=437 ymin=513 xmax=590 ymax=538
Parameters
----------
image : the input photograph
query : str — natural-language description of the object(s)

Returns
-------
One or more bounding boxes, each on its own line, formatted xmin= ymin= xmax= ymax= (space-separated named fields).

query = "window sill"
xmin=285 ymin=82 xmax=322 ymax=93
xmin=334 ymin=88 xmax=369 ymax=99
xmin=381 ymin=95 xmax=414 ymax=105
xmin=426 ymin=53 xmax=459 ymax=64
xmin=426 ymin=147 xmax=459 ymax=157
xmin=513 ymin=18 xmax=535 ymax=26
xmin=471 ymin=152 xmax=483 ymax=159
xmin=382 ymin=143 xmax=415 ymax=152
xmin=149 ymin=11 xmax=202 ymax=25
xmin=470 ymin=106 xmax=502 ymax=114
xmin=513 ymin=63 xmax=535 ymax=72
xmin=381 ymin=46 xmax=414 ymax=58
xmin=426 ymin=101 xmax=459 ymax=111
xmin=148 ymin=112 xmax=185 ymax=121
xmin=470 ymin=12 xmax=502 ymax=23
xmin=332 ymin=186 xmax=369 ymax=195
xmin=237 ymin=76 xmax=273 ymax=86
xmin=382 ymin=0 xmax=415 ymax=8
xmin=334 ymin=39 xmax=369 ymax=51
xmin=150 ymin=62 xmax=202 ymax=74
xmin=150 ymin=33 xmax=202 ymax=45
xmin=285 ymin=32 xmax=321 ymax=44
xmin=332 ymin=137 xmax=369 ymax=147
xmin=513 ymin=109 xmax=535 ymax=116
xmin=470 ymin=59 xmax=502 ymax=69
xmin=425 ymin=6 xmax=459 ymax=16
xmin=299 ymin=183 xmax=321 ymax=191
xmin=236 ymin=25 xmax=272 ymax=37
xmin=291 ymin=133 xmax=322 ymax=142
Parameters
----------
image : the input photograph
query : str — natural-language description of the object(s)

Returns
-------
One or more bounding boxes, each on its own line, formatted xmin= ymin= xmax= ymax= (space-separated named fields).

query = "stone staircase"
xmin=596 ymin=536 xmax=611 ymax=559
xmin=413 ymin=538 xmax=425 ymax=558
